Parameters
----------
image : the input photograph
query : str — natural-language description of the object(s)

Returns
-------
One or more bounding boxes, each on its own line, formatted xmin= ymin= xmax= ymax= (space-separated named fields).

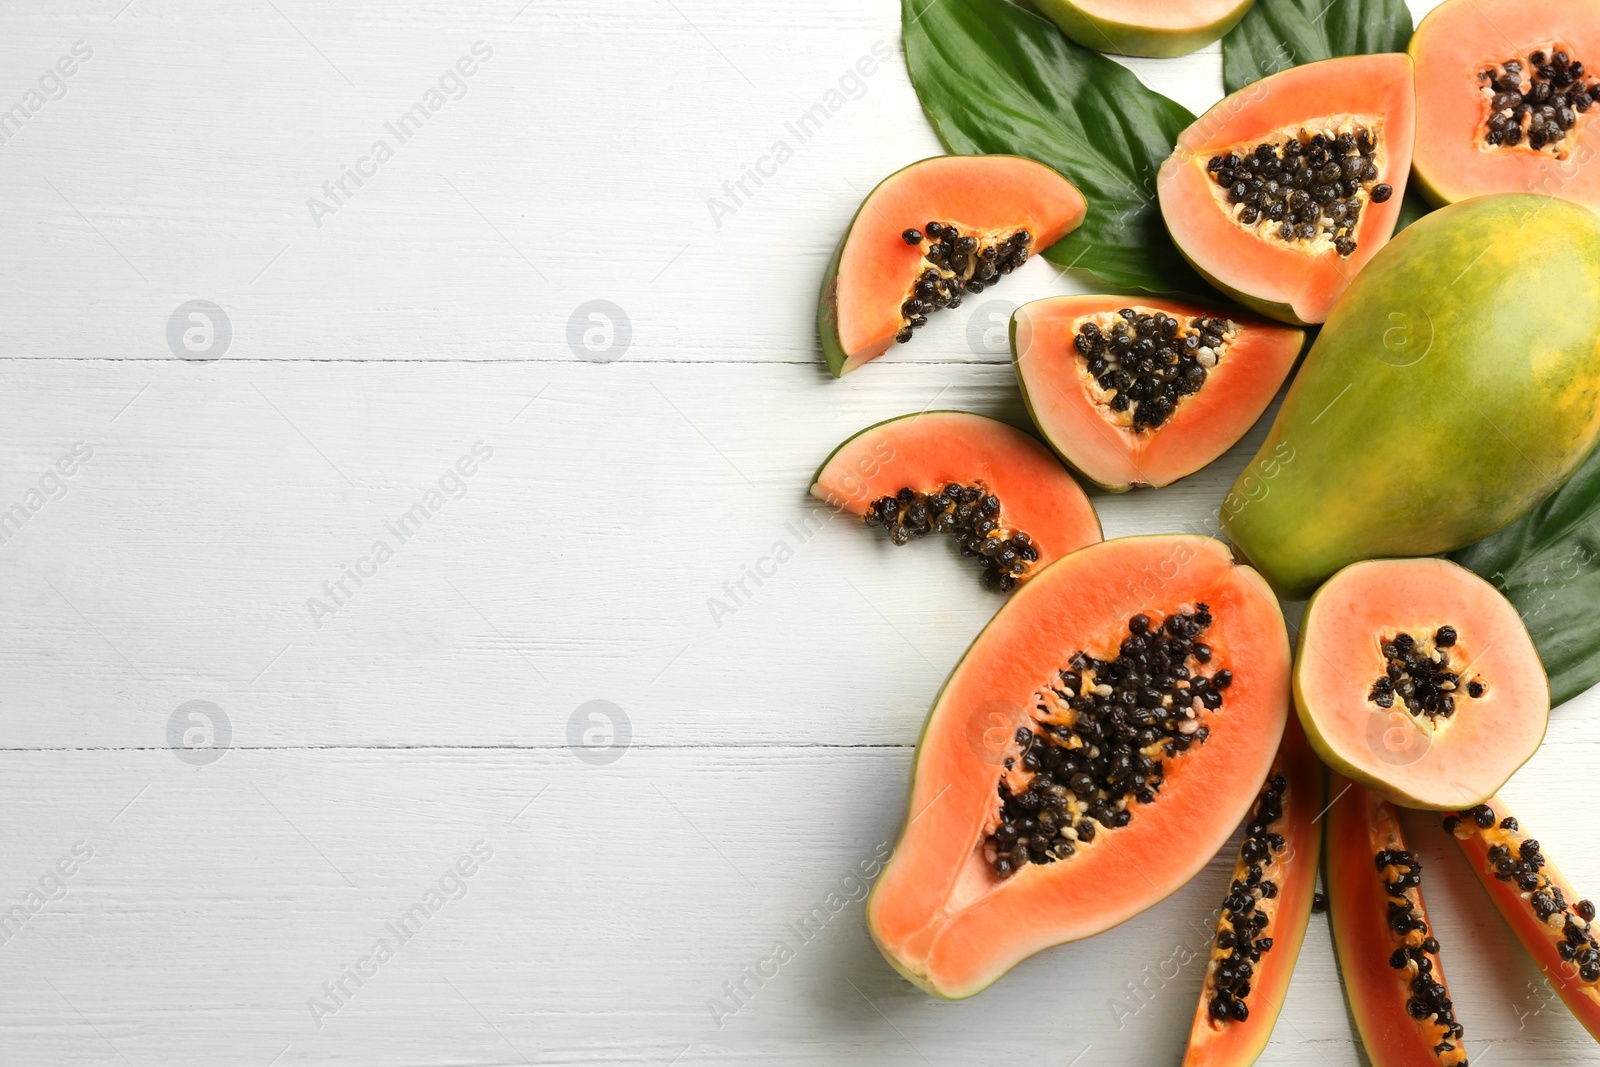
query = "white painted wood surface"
xmin=1 ymin=1 xmax=1596 ymax=1063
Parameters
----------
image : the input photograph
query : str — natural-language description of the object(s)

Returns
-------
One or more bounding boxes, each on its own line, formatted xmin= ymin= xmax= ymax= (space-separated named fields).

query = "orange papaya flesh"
xmin=1412 ymin=0 xmax=1600 ymax=212
xmin=1012 ymin=295 xmax=1304 ymax=491
xmin=809 ymin=411 xmax=1100 ymax=593
xmin=1158 ymin=54 xmax=1415 ymax=325
xmin=1326 ymin=776 xmax=1469 ymax=1067
xmin=1446 ymin=797 xmax=1600 ymax=1042
xmin=819 ymin=156 xmax=1087 ymax=377
xmin=867 ymin=535 xmax=1290 ymax=999
xmin=1294 ymin=558 xmax=1549 ymax=812
xmin=1182 ymin=715 xmax=1324 ymax=1066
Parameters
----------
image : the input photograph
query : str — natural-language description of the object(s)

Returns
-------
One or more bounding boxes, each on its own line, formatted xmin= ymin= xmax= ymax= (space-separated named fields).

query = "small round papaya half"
xmin=819 ymin=156 xmax=1087 ymax=377
xmin=868 ymin=534 xmax=1290 ymax=999
xmin=1326 ymin=776 xmax=1470 ymax=1067
xmin=1157 ymin=54 xmax=1415 ymax=325
xmin=1034 ymin=0 xmax=1256 ymax=59
xmin=1012 ymin=296 xmax=1304 ymax=491
xmin=1182 ymin=716 xmax=1324 ymax=1065
xmin=1294 ymin=558 xmax=1549 ymax=811
xmin=1412 ymin=0 xmax=1600 ymax=212
xmin=1446 ymin=797 xmax=1600 ymax=1041
xmin=809 ymin=411 xmax=1100 ymax=593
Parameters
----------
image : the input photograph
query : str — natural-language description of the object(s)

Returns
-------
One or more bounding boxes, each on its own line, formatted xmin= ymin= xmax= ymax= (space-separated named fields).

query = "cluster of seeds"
xmin=1207 ymin=774 xmax=1290 ymax=1023
xmin=1367 ymin=626 xmax=1485 ymax=721
xmin=1207 ymin=128 xmax=1392 ymax=258
xmin=862 ymin=483 xmax=1039 ymax=592
xmin=1480 ymin=49 xmax=1598 ymax=153
xmin=894 ymin=222 xmax=1033 ymax=344
xmin=1446 ymin=806 xmax=1600 ymax=984
xmin=984 ymin=607 xmax=1231 ymax=877
xmin=1072 ymin=309 xmax=1236 ymax=431
xmin=1375 ymin=849 xmax=1468 ymax=1064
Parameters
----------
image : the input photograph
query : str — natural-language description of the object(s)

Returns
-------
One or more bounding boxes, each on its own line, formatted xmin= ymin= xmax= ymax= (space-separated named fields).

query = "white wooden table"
xmin=1 ymin=1 xmax=1596 ymax=1063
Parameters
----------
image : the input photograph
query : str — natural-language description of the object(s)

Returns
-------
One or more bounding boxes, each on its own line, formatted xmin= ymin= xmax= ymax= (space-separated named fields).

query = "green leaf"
xmin=903 ymin=0 xmax=1202 ymax=293
xmin=1452 ymin=444 xmax=1600 ymax=707
xmin=1222 ymin=0 xmax=1414 ymax=94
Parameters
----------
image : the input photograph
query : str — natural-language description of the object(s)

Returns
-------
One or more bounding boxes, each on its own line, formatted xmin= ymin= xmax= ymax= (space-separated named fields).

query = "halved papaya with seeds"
xmin=1012 ymin=296 xmax=1304 ymax=491
xmin=1327 ymin=777 xmax=1470 ymax=1067
xmin=1036 ymin=0 xmax=1255 ymax=59
xmin=1411 ymin=0 xmax=1600 ymax=211
xmin=1294 ymin=558 xmax=1549 ymax=811
xmin=1157 ymin=54 xmax=1416 ymax=324
xmin=1182 ymin=716 xmax=1324 ymax=1066
xmin=867 ymin=534 xmax=1290 ymax=998
xmin=809 ymin=411 xmax=1100 ymax=592
xmin=819 ymin=156 xmax=1088 ymax=377
xmin=1446 ymin=797 xmax=1600 ymax=1042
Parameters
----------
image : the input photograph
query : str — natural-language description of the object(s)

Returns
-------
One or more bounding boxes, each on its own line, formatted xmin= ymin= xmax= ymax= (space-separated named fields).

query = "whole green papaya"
xmin=1223 ymin=194 xmax=1600 ymax=599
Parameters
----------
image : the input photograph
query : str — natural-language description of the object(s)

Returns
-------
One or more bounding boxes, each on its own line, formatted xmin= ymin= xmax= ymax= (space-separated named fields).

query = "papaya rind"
xmin=1034 ymin=0 xmax=1255 ymax=59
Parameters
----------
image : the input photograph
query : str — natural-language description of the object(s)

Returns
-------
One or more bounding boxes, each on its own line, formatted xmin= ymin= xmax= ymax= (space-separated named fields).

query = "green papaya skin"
xmin=1223 ymin=195 xmax=1600 ymax=599
xmin=1034 ymin=0 xmax=1254 ymax=59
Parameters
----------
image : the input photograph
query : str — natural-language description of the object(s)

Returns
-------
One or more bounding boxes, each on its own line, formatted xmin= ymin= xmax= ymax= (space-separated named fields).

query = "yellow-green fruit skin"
xmin=1223 ymin=195 xmax=1600 ymax=599
xmin=1034 ymin=0 xmax=1254 ymax=58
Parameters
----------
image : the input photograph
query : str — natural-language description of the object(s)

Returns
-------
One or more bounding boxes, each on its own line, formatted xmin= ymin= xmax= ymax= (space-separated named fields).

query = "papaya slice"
xmin=867 ymin=534 xmax=1290 ymax=998
xmin=1157 ymin=54 xmax=1416 ymax=324
xmin=1294 ymin=558 xmax=1549 ymax=811
xmin=819 ymin=156 xmax=1087 ymax=377
xmin=1446 ymin=797 xmax=1600 ymax=1042
xmin=1012 ymin=296 xmax=1304 ymax=491
xmin=809 ymin=411 xmax=1100 ymax=592
xmin=1035 ymin=0 xmax=1256 ymax=58
xmin=1326 ymin=776 xmax=1470 ymax=1067
xmin=1183 ymin=716 xmax=1324 ymax=1065
xmin=1412 ymin=0 xmax=1600 ymax=212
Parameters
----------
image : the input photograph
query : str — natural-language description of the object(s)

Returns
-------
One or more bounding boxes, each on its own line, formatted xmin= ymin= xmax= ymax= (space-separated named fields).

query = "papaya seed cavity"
xmin=1480 ymin=48 xmax=1598 ymax=155
xmin=1075 ymin=308 xmax=1238 ymax=432
xmin=985 ymin=606 xmax=1232 ymax=878
xmin=862 ymin=482 xmax=1039 ymax=592
xmin=894 ymin=221 xmax=1032 ymax=344
xmin=1207 ymin=124 xmax=1387 ymax=258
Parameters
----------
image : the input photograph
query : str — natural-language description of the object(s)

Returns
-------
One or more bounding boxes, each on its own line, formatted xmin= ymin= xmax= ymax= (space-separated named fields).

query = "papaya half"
xmin=1412 ymin=0 xmax=1600 ymax=212
xmin=808 ymin=411 xmax=1100 ymax=592
xmin=1295 ymin=558 xmax=1548 ymax=811
xmin=1223 ymin=193 xmax=1600 ymax=599
xmin=819 ymin=156 xmax=1087 ymax=377
xmin=1034 ymin=0 xmax=1256 ymax=59
xmin=1183 ymin=715 xmax=1324 ymax=1066
xmin=867 ymin=534 xmax=1290 ymax=999
xmin=1012 ymin=296 xmax=1304 ymax=491
xmin=1446 ymin=797 xmax=1600 ymax=1042
xmin=1326 ymin=776 xmax=1470 ymax=1067
xmin=1158 ymin=54 xmax=1415 ymax=325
